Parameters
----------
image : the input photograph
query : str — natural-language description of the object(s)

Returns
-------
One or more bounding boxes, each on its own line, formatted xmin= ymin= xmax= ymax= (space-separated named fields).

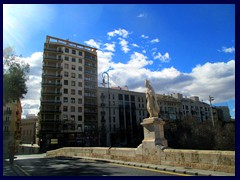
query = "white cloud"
xmin=132 ymin=43 xmax=139 ymax=48
xmin=97 ymin=50 xmax=114 ymax=75
xmin=107 ymin=28 xmax=129 ymax=38
xmin=154 ymin=52 xmax=170 ymax=62
xmin=142 ymin=50 xmax=146 ymax=54
xmin=221 ymin=46 xmax=235 ymax=53
xmin=137 ymin=13 xmax=146 ymax=18
xmin=118 ymin=38 xmax=130 ymax=53
xmin=104 ymin=43 xmax=115 ymax=52
xmin=141 ymin=34 xmax=149 ymax=39
xmin=150 ymin=38 xmax=160 ymax=43
xmin=84 ymin=39 xmax=100 ymax=49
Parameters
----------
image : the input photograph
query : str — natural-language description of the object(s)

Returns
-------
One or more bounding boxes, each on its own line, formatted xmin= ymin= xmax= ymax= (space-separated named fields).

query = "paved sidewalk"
xmin=3 ymin=159 xmax=29 ymax=176
xmin=73 ymin=156 xmax=235 ymax=176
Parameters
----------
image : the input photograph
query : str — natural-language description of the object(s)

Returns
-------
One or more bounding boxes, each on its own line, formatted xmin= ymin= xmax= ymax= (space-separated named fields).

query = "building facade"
xmin=3 ymin=99 xmax=22 ymax=158
xmin=21 ymin=114 xmax=38 ymax=144
xmin=39 ymin=36 xmax=98 ymax=152
xmin=157 ymin=93 xmax=211 ymax=122
xmin=98 ymin=86 xmax=147 ymax=147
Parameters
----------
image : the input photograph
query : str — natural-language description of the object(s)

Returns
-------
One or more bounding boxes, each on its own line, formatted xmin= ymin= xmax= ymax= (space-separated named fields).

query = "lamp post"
xmin=102 ymin=72 xmax=111 ymax=146
xmin=209 ymin=96 xmax=214 ymax=127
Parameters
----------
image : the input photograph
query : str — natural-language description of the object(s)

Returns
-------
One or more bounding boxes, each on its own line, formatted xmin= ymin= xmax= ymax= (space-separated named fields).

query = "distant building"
xmin=98 ymin=86 xmax=147 ymax=147
xmin=3 ymin=99 xmax=22 ymax=158
xmin=157 ymin=93 xmax=211 ymax=122
xmin=21 ymin=115 xmax=38 ymax=144
xmin=212 ymin=106 xmax=231 ymax=123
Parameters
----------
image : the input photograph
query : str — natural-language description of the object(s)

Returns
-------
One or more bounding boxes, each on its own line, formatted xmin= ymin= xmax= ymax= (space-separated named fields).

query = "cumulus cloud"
xmin=104 ymin=43 xmax=115 ymax=52
xmin=84 ymin=39 xmax=100 ymax=49
xmin=118 ymin=38 xmax=130 ymax=53
xmin=150 ymin=38 xmax=160 ymax=43
xmin=141 ymin=34 xmax=149 ymax=39
xmin=107 ymin=28 xmax=129 ymax=38
xmin=154 ymin=52 xmax=170 ymax=62
xmin=220 ymin=46 xmax=235 ymax=53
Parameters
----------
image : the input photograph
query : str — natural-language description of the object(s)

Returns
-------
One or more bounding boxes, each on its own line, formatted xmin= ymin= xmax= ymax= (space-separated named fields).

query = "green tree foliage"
xmin=166 ymin=117 xmax=235 ymax=150
xmin=3 ymin=47 xmax=30 ymax=105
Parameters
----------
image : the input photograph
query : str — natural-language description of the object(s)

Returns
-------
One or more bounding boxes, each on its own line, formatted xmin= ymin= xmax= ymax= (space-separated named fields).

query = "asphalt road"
xmin=12 ymin=155 xmax=185 ymax=176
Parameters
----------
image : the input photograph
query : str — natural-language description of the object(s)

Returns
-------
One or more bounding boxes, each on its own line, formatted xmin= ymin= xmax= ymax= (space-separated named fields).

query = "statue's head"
xmin=145 ymin=79 xmax=150 ymax=86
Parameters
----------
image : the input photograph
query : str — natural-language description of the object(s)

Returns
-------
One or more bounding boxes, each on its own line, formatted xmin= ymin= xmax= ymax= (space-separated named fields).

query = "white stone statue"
xmin=145 ymin=80 xmax=159 ymax=118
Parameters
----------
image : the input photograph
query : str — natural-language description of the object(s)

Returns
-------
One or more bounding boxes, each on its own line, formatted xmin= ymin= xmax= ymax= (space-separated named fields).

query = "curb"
xmin=72 ymin=156 xmax=235 ymax=176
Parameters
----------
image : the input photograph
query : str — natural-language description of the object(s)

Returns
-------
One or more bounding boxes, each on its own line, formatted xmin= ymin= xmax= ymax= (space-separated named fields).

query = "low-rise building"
xmin=21 ymin=114 xmax=38 ymax=144
xmin=3 ymin=99 xmax=22 ymax=158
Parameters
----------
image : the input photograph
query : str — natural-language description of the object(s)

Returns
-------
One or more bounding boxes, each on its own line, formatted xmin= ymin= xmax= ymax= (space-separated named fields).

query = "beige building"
xmin=98 ymin=86 xmax=147 ymax=147
xmin=21 ymin=114 xmax=38 ymax=144
xmin=39 ymin=36 xmax=98 ymax=151
xmin=158 ymin=93 xmax=211 ymax=122
xmin=3 ymin=99 xmax=22 ymax=158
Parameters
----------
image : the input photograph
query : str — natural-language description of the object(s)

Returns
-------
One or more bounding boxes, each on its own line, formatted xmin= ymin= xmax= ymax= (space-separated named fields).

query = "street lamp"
xmin=102 ymin=72 xmax=111 ymax=146
xmin=209 ymin=96 xmax=214 ymax=127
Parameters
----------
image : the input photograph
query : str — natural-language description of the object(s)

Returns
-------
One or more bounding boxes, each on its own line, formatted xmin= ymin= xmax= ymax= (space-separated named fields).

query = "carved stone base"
xmin=140 ymin=117 xmax=168 ymax=148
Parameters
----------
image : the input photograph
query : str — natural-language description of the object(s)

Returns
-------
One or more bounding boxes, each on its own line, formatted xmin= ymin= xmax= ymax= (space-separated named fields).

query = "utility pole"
xmin=209 ymin=96 xmax=214 ymax=127
xmin=102 ymin=72 xmax=111 ymax=147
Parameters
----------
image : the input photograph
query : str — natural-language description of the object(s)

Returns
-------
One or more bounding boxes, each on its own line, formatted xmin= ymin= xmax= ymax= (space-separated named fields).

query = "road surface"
xmin=10 ymin=154 xmax=188 ymax=176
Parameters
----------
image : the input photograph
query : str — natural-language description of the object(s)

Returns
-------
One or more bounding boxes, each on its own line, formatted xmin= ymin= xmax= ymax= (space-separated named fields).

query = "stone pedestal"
xmin=140 ymin=117 xmax=168 ymax=148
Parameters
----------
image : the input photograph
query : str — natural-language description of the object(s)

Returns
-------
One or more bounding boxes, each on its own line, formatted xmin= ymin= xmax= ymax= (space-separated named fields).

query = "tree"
xmin=3 ymin=47 xmax=30 ymax=106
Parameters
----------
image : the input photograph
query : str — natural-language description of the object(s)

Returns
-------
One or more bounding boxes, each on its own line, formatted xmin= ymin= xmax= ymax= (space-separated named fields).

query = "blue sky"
xmin=3 ymin=4 xmax=235 ymax=118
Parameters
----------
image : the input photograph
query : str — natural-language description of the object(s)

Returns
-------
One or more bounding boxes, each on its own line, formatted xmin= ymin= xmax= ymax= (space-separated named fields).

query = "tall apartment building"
xmin=39 ymin=36 xmax=98 ymax=151
xmin=98 ymin=86 xmax=147 ymax=147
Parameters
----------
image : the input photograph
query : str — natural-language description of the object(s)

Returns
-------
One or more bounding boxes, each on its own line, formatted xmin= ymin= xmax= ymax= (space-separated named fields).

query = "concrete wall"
xmin=46 ymin=146 xmax=235 ymax=173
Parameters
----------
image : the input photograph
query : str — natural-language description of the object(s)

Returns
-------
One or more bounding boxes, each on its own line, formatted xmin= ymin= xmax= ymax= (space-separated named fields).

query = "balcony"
xmin=41 ymin=109 xmax=61 ymax=113
xmin=42 ymin=74 xmax=62 ymax=79
xmin=41 ymin=100 xmax=62 ymax=104
xmin=44 ymin=47 xmax=63 ymax=54
xmin=44 ymin=56 xmax=63 ymax=61
xmin=43 ymin=65 xmax=63 ymax=70
xmin=84 ymin=55 xmax=96 ymax=61
xmin=42 ymin=82 xmax=62 ymax=87
xmin=41 ymin=91 xmax=62 ymax=95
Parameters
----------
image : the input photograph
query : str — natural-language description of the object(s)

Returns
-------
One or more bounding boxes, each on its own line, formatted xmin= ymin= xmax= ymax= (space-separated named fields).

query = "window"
xmin=71 ymin=81 xmax=75 ymax=86
xmin=64 ymin=89 xmax=68 ymax=94
xmin=65 ymin=48 xmax=69 ymax=53
xmin=63 ymin=106 xmax=68 ymax=112
xmin=72 ymin=65 xmax=76 ymax=70
xmin=64 ymin=71 xmax=68 ymax=77
xmin=63 ymin=97 xmax=68 ymax=103
xmin=72 ymin=57 xmax=76 ymax=62
xmin=64 ymin=80 xmax=68 ymax=85
xmin=78 ymin=98 xmax=82 ymax=104
xmin=71 ymin=73 xmax=76 ymax=78
xmin=78 ymin=66 xmax=82 ymax=71
xmin=72 ymin=49 xmax=76 ymax=54
xmin=118 ymin=94 xmax=123 ymax=100
xmin=64 ymin=64 xmax=69 ymax=69
xmin=78 ymin=107 xmax=82 ymax=112
xmin=78 ymin=115 xmax=82 ymax=121
xmin=71 ymin=106 xmax=75 ymax=112
xmin=78 ymin=74 xmax=82 ymax=79
xmin=71 ymin=89 xmax=75 ymax=95
xmin=65 ymin=56 xmax=69 ymax=61
xmin=78 ymin=90 xmax=82 ymax=95
xmin=63 ymin=114 xmax=68 ymax=120
xmin=71 ymin=115 xmax=75 ymax=121
xmin=78 ymin=82 xmax=82 ymax=87
xmin=79 ymin=51 xmax=82 ymax=56
xmin=71 ymin=98 xmax=75 ymax=103
xmin=78 ymin=58 xmax=82 ymax=63
xmin=5 ymin=116 xmax=9 ymax=122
